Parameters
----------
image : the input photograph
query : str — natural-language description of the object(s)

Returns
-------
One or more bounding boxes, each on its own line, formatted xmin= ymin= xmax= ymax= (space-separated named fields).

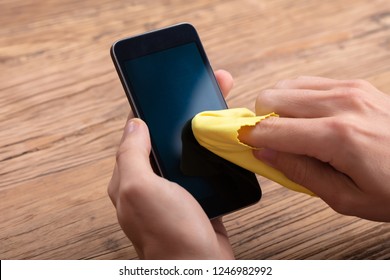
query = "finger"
xmin=108 ymin=119 xmax=152 ymax=208
xmin=238 ymin=116 xmax=344 ymax=165
xmin=116 ymin=118 xmax=154 ymax=182
xmin=254 ymin=149 xmax=362 ymax=217
xmin=255 ymin=87 xmax=365 ymax=117
xmin=275 ymin=76 xmax=376 ymax=92
xmin=214 ymin=69 xmax=234 ymax=98
xmin=119 ymin=114 xmax=135 ymax=146
xmin=255 ymin=88 xmax=332 ymax=117
xmin=108 ymin=115 xmax=136 ymax=205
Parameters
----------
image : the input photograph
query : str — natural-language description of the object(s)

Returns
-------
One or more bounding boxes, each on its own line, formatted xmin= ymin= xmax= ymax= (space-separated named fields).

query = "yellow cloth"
xmin=191 ymin=108 xmax=314 ymax=196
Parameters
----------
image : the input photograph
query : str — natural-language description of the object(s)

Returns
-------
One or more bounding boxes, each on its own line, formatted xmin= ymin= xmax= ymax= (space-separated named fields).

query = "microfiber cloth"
xmin=191 ymin=108 xmax=314 ymax=196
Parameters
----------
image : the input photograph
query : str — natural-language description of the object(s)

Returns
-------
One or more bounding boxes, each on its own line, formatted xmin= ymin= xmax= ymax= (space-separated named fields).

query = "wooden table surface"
xmin=1 ymin=0 xmax=389 ymax=260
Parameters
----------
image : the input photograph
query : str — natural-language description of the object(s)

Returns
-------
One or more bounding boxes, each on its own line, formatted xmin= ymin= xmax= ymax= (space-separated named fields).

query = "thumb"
xmin=117 ymin=118 xmax=154 ymax=179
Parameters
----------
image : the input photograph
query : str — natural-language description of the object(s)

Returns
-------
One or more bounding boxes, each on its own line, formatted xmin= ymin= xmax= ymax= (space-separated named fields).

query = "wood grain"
xmin=1 ymin=0 xmax=389 ymax=259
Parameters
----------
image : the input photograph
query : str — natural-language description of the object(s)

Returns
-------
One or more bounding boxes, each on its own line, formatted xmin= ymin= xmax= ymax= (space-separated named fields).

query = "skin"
xmin=108 ymin=70 xmax=235 ymax=259
xmin=239 ymin=76 xmax=390 ymax=222
xmin=108 ymin=71 xmax=390 ymax=259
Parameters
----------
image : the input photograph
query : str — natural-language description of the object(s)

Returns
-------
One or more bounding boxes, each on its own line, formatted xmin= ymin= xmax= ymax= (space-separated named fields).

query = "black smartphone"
xmin=110 ymin=23 xmax=261 ymax=218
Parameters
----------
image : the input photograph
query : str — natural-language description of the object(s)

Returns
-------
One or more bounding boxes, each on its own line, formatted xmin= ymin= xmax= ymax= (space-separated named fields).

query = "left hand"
xmin=108 ymin=70 xmax=235 ymax=259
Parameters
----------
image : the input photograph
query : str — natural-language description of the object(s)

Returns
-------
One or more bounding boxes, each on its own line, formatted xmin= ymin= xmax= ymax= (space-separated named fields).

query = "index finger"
xmin=238 ymin=116 xmax=341 ymax=165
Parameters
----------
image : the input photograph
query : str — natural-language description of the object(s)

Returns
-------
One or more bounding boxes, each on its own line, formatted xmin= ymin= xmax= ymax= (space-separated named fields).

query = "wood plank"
xmin=1 ymin=0 xmax=389 ymax=259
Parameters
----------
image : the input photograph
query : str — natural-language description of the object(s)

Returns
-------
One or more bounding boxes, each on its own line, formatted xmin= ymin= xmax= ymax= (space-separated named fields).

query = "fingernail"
xmin=253 ymin=148 xmax=277 ymax=166
xmin=120 ymin=119 xmax=139 ymax=144
xmin=125 ymin=119 xmax=139 ymax=135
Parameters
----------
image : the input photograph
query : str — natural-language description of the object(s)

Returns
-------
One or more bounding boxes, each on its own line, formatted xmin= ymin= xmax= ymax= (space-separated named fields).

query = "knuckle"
xmin=323 ymin=117 xmax=361 ymax=157
xmin=332 ymin=87 xmax=367 ymax=112
xmin=325 ymin=117 xmax=353 ymax=143
xmin=323 ymin=117 xmax=362 ymax=169
xmin=117 ymin=174 xmax=152 ymax=201
xmin=344 ymin=79 xmax=370 ymax=89
xmin=115 ymin=143 xmax=130 ymax=164
xmin=258 ymin=116 xmax=279 ymax=133
xmin=275 ymin=79 xmax=289 ymax=88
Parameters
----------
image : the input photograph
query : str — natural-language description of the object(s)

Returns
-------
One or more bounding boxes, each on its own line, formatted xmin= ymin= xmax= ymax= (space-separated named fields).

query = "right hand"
xmin=239 ymin=76 xmax=390 ymax=222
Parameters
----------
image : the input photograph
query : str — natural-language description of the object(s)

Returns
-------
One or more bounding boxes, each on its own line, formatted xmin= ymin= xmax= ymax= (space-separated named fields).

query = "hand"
xmin=239 ymin=76 xmax=390 ymax=222
xmin=108 ymin=70 xmax=235 ymax=259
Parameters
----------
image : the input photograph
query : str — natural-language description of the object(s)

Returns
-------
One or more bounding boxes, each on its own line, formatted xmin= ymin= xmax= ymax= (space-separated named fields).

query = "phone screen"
xmin=124 ymin=42 xmax=226 ymax=199
xmin=112 ymin=24 xmax=261 ymax=218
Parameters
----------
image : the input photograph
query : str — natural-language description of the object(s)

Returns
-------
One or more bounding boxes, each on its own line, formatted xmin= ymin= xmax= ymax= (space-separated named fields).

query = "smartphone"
xmin=110 ymin=23 xmax=261 ymax=218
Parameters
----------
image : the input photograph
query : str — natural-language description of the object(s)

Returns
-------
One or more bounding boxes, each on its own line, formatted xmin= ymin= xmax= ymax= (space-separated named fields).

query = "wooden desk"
xmin=1 ymin=0 xmax=389 ymax=259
